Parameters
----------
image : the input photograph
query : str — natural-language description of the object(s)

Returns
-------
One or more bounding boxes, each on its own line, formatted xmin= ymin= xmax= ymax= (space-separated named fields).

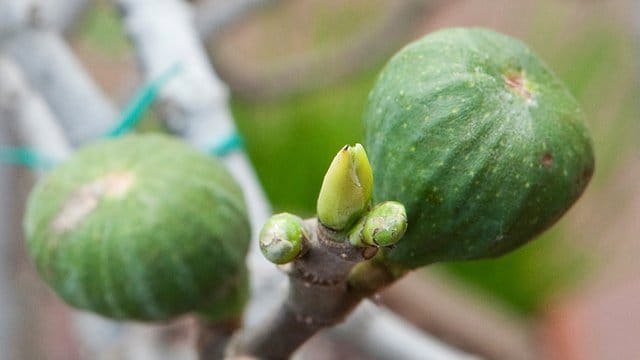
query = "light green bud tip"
xmin=259 ymin=213 xmax=307 ymax=264
xmin=349 ymin=201 xmax=407 ymax=247
xmin=317 ymin=143 xmax=373 ymax=231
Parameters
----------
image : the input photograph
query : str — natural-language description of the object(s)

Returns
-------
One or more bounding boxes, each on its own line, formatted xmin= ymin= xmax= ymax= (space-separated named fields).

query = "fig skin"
xmin=24 ymin=134 xmax=251 ymax=321
xmin=364 ymin=28 xmax=594 ymax=268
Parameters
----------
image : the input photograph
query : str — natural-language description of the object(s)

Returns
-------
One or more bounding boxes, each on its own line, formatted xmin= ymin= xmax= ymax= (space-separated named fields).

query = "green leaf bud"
xmin=348 ymin=201 xmax=407 ymax=248
xmin=362 ymin=201 xmax=407 ymax=247
xmin=317 ymin=144 xmax=373 ymax=231
xmin=259 ymin=213 xmax=308 ymax=264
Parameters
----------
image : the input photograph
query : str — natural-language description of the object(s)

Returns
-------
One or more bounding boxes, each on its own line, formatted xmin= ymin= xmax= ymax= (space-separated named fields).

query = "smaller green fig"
xmin=317 ymin=144 xmax=373 ymax=231
xmin=24 ymin=134 xmax=251 ymax=322
xmin=259 ymin=213 xmax=308 ymax=264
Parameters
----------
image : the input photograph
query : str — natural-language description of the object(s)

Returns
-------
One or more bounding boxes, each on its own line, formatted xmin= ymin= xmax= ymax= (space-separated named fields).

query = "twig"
xmin=229 ymin=220 xmax=374 ymax=358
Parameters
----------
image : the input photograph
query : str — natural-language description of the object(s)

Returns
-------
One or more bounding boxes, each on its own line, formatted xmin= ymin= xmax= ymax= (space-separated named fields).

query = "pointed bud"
xmin=317 ymin=144 xmax=373 ymax=231
xmin=259 ymin=213 xmax=308 ymax=264
xmin=349 ymin=201 xmax=407 ymax=247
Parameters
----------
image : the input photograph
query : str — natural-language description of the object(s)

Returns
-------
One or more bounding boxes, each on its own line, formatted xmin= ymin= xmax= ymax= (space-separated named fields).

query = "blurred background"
xmin=1 ymin=0 xmax=638 ymax=359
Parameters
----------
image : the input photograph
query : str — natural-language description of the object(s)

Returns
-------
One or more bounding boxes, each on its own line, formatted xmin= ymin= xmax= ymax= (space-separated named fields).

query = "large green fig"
xmin=24 ymin=134 xmax=251 ymax=321
xmin=364 ymin=28 xmax=594 ymax=268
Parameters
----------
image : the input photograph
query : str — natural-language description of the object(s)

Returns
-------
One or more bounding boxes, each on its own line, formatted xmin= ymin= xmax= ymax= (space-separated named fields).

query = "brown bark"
xmin=227 ymin=220 xmax=388 ymax=359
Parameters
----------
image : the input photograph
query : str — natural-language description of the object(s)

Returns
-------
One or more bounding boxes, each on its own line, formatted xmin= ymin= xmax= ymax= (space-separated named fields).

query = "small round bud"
xmin=259 ymin=213 xmax=308 ymax=264
xmin=348 ymin=201 xmax=407 ymax=248
xmin=362 ymin=201 xmax=407 ymax=247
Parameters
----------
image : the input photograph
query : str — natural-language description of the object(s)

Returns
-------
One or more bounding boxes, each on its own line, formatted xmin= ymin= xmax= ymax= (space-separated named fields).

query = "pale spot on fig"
xmin=52 ymin=171 xmax=135 ymax=233
xmin=504 ymin=71 xmax=534 ymax=103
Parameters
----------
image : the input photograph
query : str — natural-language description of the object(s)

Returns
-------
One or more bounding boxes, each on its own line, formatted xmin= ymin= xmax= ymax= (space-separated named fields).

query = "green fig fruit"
xmin=24 ymin=134 xmax=251 ymax=321
xmin=364 ymin=28 xmax=594 ymax=268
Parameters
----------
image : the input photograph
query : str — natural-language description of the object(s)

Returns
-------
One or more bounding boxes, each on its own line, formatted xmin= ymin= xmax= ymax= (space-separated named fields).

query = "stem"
xmin=229 ymin=220 xmax=377 ymax=359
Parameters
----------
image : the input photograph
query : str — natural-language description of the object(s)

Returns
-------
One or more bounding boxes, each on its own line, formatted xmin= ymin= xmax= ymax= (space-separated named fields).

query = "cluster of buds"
xmin=259 ymin=144 xmax=407 ymax=265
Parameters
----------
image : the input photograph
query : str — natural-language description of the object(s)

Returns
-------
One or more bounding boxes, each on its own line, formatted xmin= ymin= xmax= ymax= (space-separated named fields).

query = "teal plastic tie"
xmin=0 ymin=147 xmax=57 ymax=170
xmin=2 ymin=63 xmax=241 ymax=171
xmin=106 ymin=62 xmax=183 ymax=138
xmin=208 ymin=132 xmax=244 ymax=157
